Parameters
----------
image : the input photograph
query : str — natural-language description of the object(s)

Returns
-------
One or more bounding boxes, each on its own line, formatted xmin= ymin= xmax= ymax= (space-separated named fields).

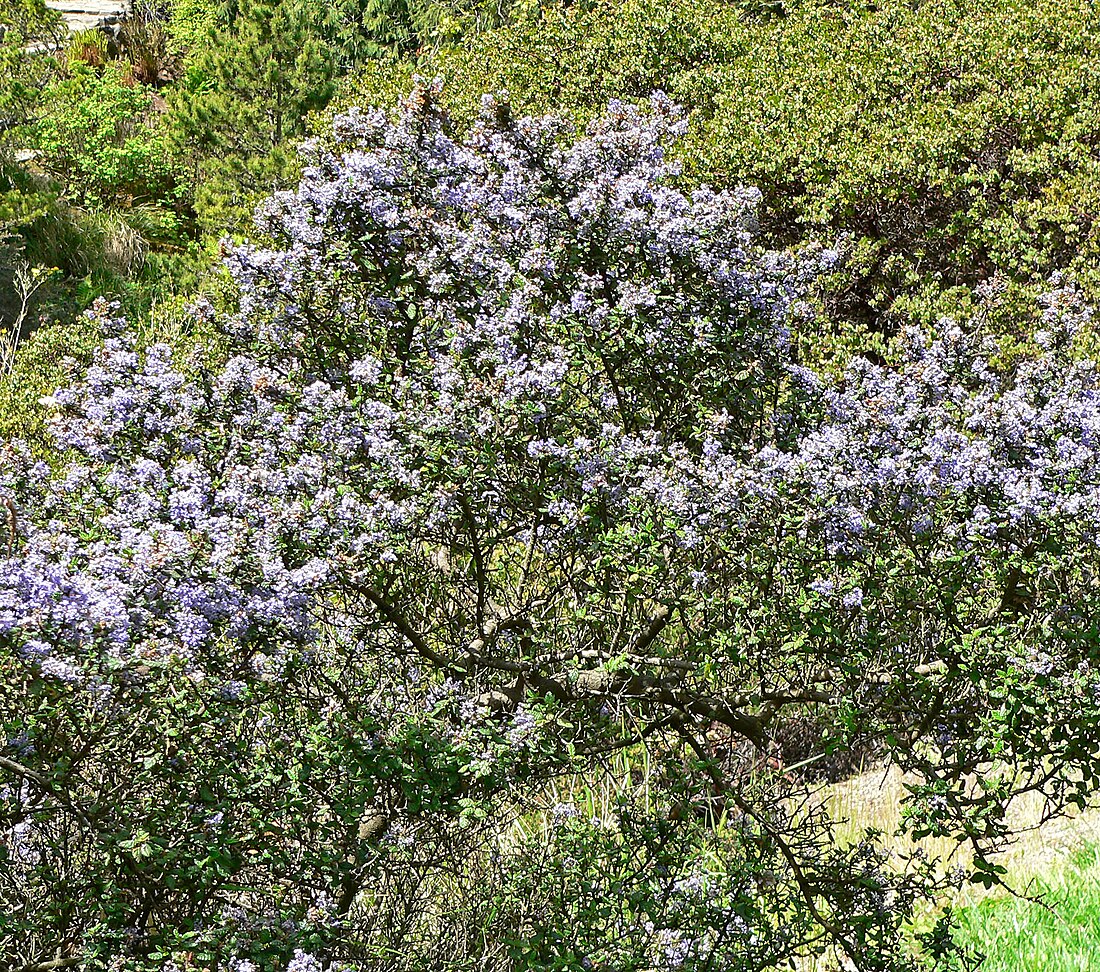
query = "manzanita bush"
xmin=3 ymin=83 xmax=1100 ymax=971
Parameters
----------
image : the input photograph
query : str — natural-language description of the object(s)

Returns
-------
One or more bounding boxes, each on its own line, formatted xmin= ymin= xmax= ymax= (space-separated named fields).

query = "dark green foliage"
xmin=173 ymin=0 xmax=336 ymax=153
xmin=325 ymin=0 xmax=544 ymax=64
xmin=0 ymin=0 xmax=64 ymax=260
xmin=0 ymin=0 xmax=62 ymax=136
xmin=332 ymin=0 xmax=422 ymax=61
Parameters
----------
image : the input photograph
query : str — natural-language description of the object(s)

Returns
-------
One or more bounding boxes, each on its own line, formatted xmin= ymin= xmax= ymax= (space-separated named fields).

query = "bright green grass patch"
xmin=954 ymin=844 xmax=1100 ymax=971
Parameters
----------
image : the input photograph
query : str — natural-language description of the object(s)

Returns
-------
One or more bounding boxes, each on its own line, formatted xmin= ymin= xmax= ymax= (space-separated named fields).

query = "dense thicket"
xmin=5 ymin=89 xmax=1100 ymax=972
xmin=7 ymin=1 xmax=1100 ymax=969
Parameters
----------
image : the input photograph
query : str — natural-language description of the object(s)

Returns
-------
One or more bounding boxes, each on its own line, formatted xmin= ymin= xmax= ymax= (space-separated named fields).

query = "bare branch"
xmin=16 ymin=959 xmax=82 ymax=972
xmin=356 ymin=585 xmax=457 ymax=671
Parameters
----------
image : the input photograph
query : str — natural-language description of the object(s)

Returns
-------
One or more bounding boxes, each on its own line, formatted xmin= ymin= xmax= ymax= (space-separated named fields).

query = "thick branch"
xmin=357 ymin=586 xmax=456 ymax=671
xmin=355 ymin=591 xmax=765 ymax=747
xmin=17 ymin=960 xmax=82 ymax=972
xmin=457 ymin=494 xmax=489 ymax=629
xmin=628 ymin=603 xmax=673 ymax=656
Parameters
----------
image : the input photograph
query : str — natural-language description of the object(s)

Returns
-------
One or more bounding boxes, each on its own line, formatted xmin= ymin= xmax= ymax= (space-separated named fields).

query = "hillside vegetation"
xmin=343 ymin=0 xmax=1100 ymax=351
xmin=4 ymin=2 xmax=1100 ymax=971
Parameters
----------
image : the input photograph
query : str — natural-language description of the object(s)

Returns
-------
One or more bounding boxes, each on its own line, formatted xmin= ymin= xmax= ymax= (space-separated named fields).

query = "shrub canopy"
xmin=341 ymin=0 xmax=1100 ymax=346
xmin=4 ymin=89 xmax=1100 ymax=971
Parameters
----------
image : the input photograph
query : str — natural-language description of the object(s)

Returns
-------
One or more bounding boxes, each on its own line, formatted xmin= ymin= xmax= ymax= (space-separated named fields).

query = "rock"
xmin=44 ymin=0 xmax=129 ymax=33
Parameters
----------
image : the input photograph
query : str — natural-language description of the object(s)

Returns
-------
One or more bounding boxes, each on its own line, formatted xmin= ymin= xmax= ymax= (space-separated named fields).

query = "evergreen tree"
xmin=1 ymin=0 xmax=64 ymax=326
xmin=328 ymin=0 xmax=418 ymax=62
xmin=1 ymin=0 xmax=64 ymax=240
xmin=170 ymin=0 xmax=337 ymax=233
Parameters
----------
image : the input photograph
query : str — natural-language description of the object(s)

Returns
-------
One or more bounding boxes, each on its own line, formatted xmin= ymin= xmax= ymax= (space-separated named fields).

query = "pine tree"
xmin=1 ymin=0 xmax=63 ymax=295
xmin=328 ymin=0 xmax=418 ymax=63
xmin=169 ymin=0 xmax=337 ymax=233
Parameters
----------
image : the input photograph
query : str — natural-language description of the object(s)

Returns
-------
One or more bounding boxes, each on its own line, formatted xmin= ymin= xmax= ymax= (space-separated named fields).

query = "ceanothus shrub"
xmin=3 ymin=83 xmax=1100 ymax=970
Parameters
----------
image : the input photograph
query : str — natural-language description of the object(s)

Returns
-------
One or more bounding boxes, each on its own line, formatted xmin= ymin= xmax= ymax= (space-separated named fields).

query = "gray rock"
xmin=45 ymin=0 xmax=129 ymax=33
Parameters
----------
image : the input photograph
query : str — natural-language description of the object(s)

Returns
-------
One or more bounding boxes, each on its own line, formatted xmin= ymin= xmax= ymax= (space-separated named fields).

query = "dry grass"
xmin=507 ymin=749 xmax=1100 ymax=971
xmin=795 ymin=766 xmax=1100 ymax=970
xmin=820 ymin=765 xmax=1100 ymax=906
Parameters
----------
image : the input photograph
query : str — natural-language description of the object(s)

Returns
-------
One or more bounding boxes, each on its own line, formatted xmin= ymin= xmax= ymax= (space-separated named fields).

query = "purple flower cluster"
xmin=749 ymin=299 xmax=1100 ymax=559
xmin=1 ymin=88 xmax=1097 ymax=718
xmin=1 ymin=88 xmax=1097 ymax=754
xmin=1 ymin=89 xmax=826 ymax=696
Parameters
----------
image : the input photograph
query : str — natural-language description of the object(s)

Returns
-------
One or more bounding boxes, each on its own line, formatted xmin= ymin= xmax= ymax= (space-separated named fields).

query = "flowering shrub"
xmin=3 ymin=85 xmax=1100 ymax=970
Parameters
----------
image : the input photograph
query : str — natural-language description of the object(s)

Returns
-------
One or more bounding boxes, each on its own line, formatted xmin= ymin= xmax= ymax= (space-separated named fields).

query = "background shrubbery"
xmin=16 ymin=0 xmax=1100 ymax=370
xmin=339 ymin=0 xmax=1100 ymax=357
xmin=13 ymin=0 xmax=1100 ymax=372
